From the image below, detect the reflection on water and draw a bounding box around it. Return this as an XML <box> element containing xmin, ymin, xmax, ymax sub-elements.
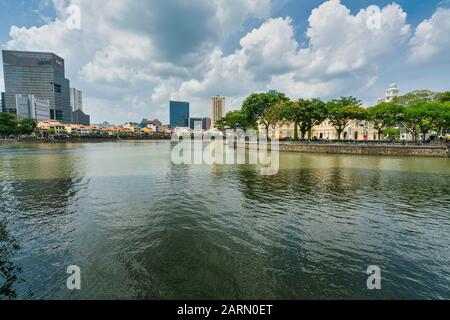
<box><xmin>0</xmin><ymin>220</ymin><xmax>22</xmax><ymax>299</ymax></box>
<box><xmin>0</xmin><ymin>141</ymin><xmax>449</xmax><ymax>300</ymax></box>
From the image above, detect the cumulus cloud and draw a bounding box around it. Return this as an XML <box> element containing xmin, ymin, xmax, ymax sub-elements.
<box><xmin>274</xmin><ymin>0</ymin><xmax>410</xmax><ymax>98</ymax></box>
<box><xmin>5</xmin><ymin>0</ymin><xmax>271</xmax><ymax>122</ymax></box>
<box><xmin>408</xmin><ymin>8</ymin><xmax>450</xmax><ymax>63</ymax></box>
<box><xmin>3</xmin><ymin>0</ymin><xmax>449</xmax><ymax>123</ymax></box>
<box><xmin>173</xmin><ymin>0</ymin><xmax>411</xmax><ymax>106</ymax></box>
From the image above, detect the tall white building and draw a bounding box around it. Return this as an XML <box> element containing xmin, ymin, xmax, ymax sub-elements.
<box><xmin>70</xmin><ymin>88</ymin><xmax>83</xmax><ymax>112</ymax></box>
<box><xmin>378</xmin><ymin>84</ymin><xmax>400</xmax><ymax>103</ymax></box>
<box><xmin>15</xmin><ymin>94</ymin><xmax>50</xmax><ymax>121</ymax></box>
<box><xmin>211</xmin><ymin>96</ymin><xmax>225</xmax><ymax>127</ymax></box>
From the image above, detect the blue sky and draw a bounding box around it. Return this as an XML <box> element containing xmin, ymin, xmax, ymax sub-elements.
<box><xmin>1</xmin><ymin>0</ymin><xmax>450</xmax><ymax>124</ymax></box>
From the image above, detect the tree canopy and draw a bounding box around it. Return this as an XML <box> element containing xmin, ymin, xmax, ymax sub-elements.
<box><xmin>241</xmin><ymin>91</ymin><xmax>289</xmax><ymax>126</ymax></box>
<box><xmin>215</xmin><ymin>110</ymin><xmax>251</xmax><ymax>131</ymax></box>
<box><xmin>326</xmin><ymin>96</ymin><xmax>366</xmax><ymax>140</ymax></box>
<box><xmin>216</xmin><ymin>89</ymin><xmax>450</xmax><ymax>142</ymax></box>
<box><xmin>0</xmin><ymin>113</ymin><xmax>18</xmax><ymax>137</ymax></box>
<box><xmin>18</xmin><ymin>118</ymin><xmax>38</xmax><ymax>135</ymax></box>
<box><xmin>368</xmin><ymin>102</ymin><xmax>404</xmax><ymax>140</ymax></box>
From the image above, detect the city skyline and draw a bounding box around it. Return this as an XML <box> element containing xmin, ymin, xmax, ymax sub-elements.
<box><xmin>0</xmin><ymin>1</ymin><xmax>449</xmax><ymax>124</ymax></box>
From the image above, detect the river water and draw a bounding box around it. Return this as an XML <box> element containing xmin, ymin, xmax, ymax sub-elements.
<box><xmin>0</xmin><ymin>141</ymin><xmax>449</xmax><ymax>299</ymax></box>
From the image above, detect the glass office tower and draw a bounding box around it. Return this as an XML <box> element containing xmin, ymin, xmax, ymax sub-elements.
<box><xmin>1</xmin><ymin>92</ymin><xmax>5</xmax><ymax>112</ymax></box>
<box><xmin>2</xmin><ymin>50</ymin><xmax>72</xmax><ymax>123</ymax></box>
<box><xmin>170</xmin><ymin>101</ymin><xmax>190</xmax><ymax>128</ymax></box>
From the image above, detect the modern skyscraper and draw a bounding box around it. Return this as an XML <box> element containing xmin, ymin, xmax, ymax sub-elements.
<box><xmin>70</xmin><ymin>88</ymin><xmax>83</xmax><ymax>112</ymax></box>
<box><xmin>1</xmin><ymin>92</ymin><xmax>5</xmax><ymax>112</ymax></box>
<box><xmin>72</xmin><ymin>109</ymin><xmax>90</xmax><ymax>126</ymax></box>
<box><xmin>189</xmin><ymin>117</ymin><xmax>203</xmax><ymax>130</ymax></box>
<box><xmin>2</xmin><ymin>50</ymin><xmax>72</xmax><ymax>123</ymax></box>
<box><xmin>189</xmin><ymin>117</ymin><xmax>212</xmax><ymax>130</ymax></box>
<box><xmin>211</xmin><ymin>96</ymin><xmax>225</xmax><ymax>127</ymax></box>
<box><xmin>15</xmin><ymin>94</ymin><xmax>50</xmax><ymax>121</ymax></box>
<box><xmin>170</xmin><ymin>101</ymin><xmax>190</xmax><ymax>128</ymax></box>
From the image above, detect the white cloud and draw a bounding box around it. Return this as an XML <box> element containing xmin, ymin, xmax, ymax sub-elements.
<box><xmin>408</xmin><ymin>8</ymin><xmax>450</xmax><ymax>63</ymax></box>
<box><xmin>2</xmin><ymin>0</ymin><xmax>449</xmax><ymax>123</ymax></box>
<box><xmin>5</xmin><ymin>0</ymin><xmax>271</xmax><ymax>122</ymax></box>
<box><xmin>171</xmin><ymin>0</ymin><xmax>411</xmax><ymax>108</ymax></box>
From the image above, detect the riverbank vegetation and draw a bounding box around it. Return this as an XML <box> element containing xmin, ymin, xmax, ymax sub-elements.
<box><xmin>0</xmin><ymin>113</ymin><xmax>38</xmax><ymax>137</ymax></box>
<box><xmin>216</xmin><ymin>89</ymin><xmax>450</xmax><ymax>142</ymax></box>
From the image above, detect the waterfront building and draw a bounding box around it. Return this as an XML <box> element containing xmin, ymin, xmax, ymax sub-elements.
<box><xmin>272</xmin><ymin>106</ymin><xmax>381</xmax><ymax>141</ymax></box>
<box><xmin>2</xmin><ymin>50</ymin><xmax>72</xmax><ymax>123</ymax></box>
<box><xmin>378</xmin><ymin>84</ymin><xmax>400</xmax><ymax>103</ymax></box>
<box><xmin>211</xmin><ymin>96</ymin><xmax>225</xmax><ymax>128</ymax></box>
<box><xmin>123</xmin><ymin>122</ymin><xmax>141</xmax><ymax>134</ymax></box>
<box><xmin>139</xmin><ymin>118</ymin><xmax>149</xmax><ymax>128</ymax></box>
<box><xmin>70</xmin><ymin>88</ymin><xmax>83</xmax><ymax>112</ymax></box>
<box><xmin>170</xmin><ymin>101</ymin><xmax>190</xmax><ymax>128</ymax></box>
<box><xmin>312</xmin><ymin>117</ymin><xmax>380</xmax><ymax>141</ymax></box>
<box><xmin>15</xmin><ymin>94</ymin><xmax>50</xmax><ymax>121</ymax></box>
<box><xmin>72</xmin><ymin>109</ymin><xmax>90</xmax><ymax>126</ymax></box>
<box><xmin>160</xmin><ymin>124</ymin><xmax>172</xmax><ymax>133</ymax></box>
<box><xmin>65</xmin><ymin>124</ymin><xmax>91</xmax><ymax>136</ymax></box>
<box><xmin>141</xmin><ymin>127</ymin><xmax>151</xmax><ymax>135</ymax></box>
<box><xmin>37</xmin><ymin>120</ymin><xmax>67</xmax><ymax>135</ymax></box>
<box><xmin>147</xmin><ymin>119</ymin><xmax>162</xmax><ymax>132</ymax></box>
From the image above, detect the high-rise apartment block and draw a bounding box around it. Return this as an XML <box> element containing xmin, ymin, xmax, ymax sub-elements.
<box><xmin>70</xmin><ymin>88</ymin><xmax>83</xmax><ymax>112</ymax></box>
<box><xmin>211</xmin><ymin>96</ymin><xmax>225</xmax><ymax>127</ymax></box>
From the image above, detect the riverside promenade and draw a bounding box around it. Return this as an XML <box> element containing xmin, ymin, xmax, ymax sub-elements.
<box><xmin>242</xmin><ymin>140</ymin><xmax>450</xmax><ymax>158</ymax></box>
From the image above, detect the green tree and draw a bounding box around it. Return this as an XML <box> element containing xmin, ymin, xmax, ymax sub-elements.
<box><xmin>436</xmin><ymin>102</ymin><xmax>450</xmax><ymax>136</ymax></box>
<box><xmin>260</xmin><ymin>101</ymin><xmax>286</xmax><ymax>137</ymax></box>
<box><xmin>0</xmin><ymin>113</ymin><xmax>18</xmax><ymax>137</ymax></box>
<box><xmin>326</xmin><ymin>96</ymin><xmax>366</xmax><ymax>140</ymax></box>
<box><xmin>395</xmin><ymin>91</ymin><xmax>444</xmax><ymax>141</ymax></box>
<box><xmin>215</xmin><ymin>110</ymin><xmax>251</xmax><ymax>131</ymax></box>
<box><xmin>416</xmin><ymin>101</ymin><xmax>442</xmax><ymax>141</ymax></box>
<box><xmin>241</xmin><ymin>91</ymin><xmax>289</xmax><ymax>126</ymax></box>
<box><xmin>279</xmin><ymin>100</ymin><xmax>301</xmax><ymax>140</ymax></box>
<box><xmin>437</xmin><ymin>91</ymin><xmax>450</xmax><ymax>103</ymax></box>
<box><xmin>384</xmin><ymin>128</ymin><xmax>401</xmax><ymax>141</ymax></box>
<box><xmin>279</xmin><ymin>98</ymin><xmax>327</xmax><ymax>140</ymax></box>
<box><xmin>47</xmin><ymin>128</ymin><xmax>56</xmax><ymax>136</ymax></box>
<box><xmin>368</xmin><ymin>102</ymin><xmax>403</xmax><ymax>140</ymax></box>
<box><xmin>394</xmin><ymin>89</ymin><xmax>438</xmax><ymax>105</ymax></box>
<box><xmin>299</xmin><ymin>98</ymin><xmax>327</xmax><ymax>140</ymax></box>
<box><xmin>18</xmin><ymin>118</ymin><xmax>38</xmax><ymax>136</ymax></box>
<box><xmin>398</xmin><ymin>101</ymin><xmax>440</xmax><ymax>142</ymax></box>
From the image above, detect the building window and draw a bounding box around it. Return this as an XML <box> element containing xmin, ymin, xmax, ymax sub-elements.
<box><xmin>55</xmin><ymin>110</ymin><xmax>63</xmax><ymax>121</ymax></box>
<box><xmin>54</xmin><ymin>83</ymin><xmax>62</xmax><ymax>93</ymax></box>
